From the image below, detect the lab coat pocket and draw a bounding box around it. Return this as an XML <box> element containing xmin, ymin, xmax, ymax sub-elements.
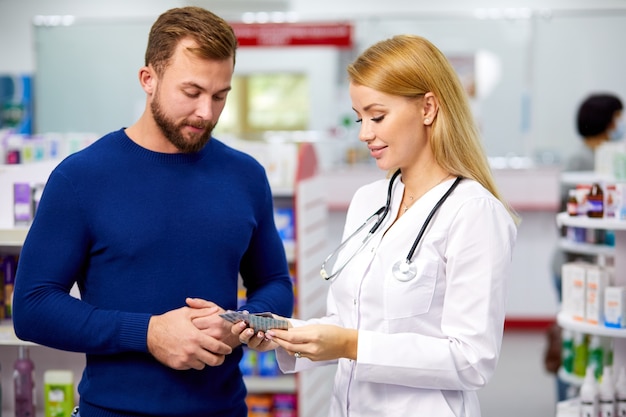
<box><xmin>384</xmin><ymin>259</ymin><xmax>439</xmax><ymax>318</ymax></box>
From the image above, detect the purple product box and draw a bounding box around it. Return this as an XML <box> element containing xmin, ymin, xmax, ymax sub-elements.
<box><xmin>3</xmin><ymin>255</ymin><xmax>17</xmax><ymax>318</ymax></box>
<box><xmin>13</xmin><ymin>182</ymin><xmax>33</xmax><ymax>225</ymax></box>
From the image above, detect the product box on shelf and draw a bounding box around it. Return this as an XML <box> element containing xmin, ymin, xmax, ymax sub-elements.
<box><xmin>239</xmin><ymin>347</ymin><xmax>281</xmax><ymax>378</ymax></box>
<box><xmin>605</xmin><ymin>286</ymin><xmax>626</xmax><ymax>328</ymax></box>
<box><xmin>562</xmin><ymin>262</ymin><xmax>588</xmax><ymax>321</ymax></box>
<box><xmin>586</xmin><ymin>265</ymin><xmax>609</xmax><ymax>325</ymax></box>
<box><xmin>2</xmin><ymin>254</ymin><xmax>17</xmax><ymax>318</ymax></box>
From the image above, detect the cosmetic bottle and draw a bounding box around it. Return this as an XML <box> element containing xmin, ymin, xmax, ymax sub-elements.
<box><xmin>44</xmin><ymin>370</ymin><xmax>74</xmax><ymax>417</ymax></box>
<box><xmin>580</xmin><ymin>365</ymin><xmax>599</xmax><ymax>417</ymax></box>
<box><xmin>14</xmin><ymin>346</ymin><xmax>35</xmax><ymax>417</ymax></box>
<box><xmin>589</xmin><ymin>335</ymin><xmax>605</xmax><ymax>380</ymax></box>
<box><xmin>561</xmin><ymin>328</ymin><xmax>574</xmax><ymax>374</ymax></box>
<box><xmin>573</xmin><ymin>331</ymin><xmax>589</xmax><ymax>377</ymax></box>
<box><xmin>615</xmin><ymin>367</ymin><xmax>626</xmax><ymax>416</ymax></box>
<box><xmin>599</xmin><ymin>365</ymin><xmax>616</xmax><ymax>417</ymax></box>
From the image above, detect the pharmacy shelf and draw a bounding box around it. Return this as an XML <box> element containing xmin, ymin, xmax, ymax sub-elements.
<box><xmin>560</xmin><ymin>171</ymin><xmax>615</xmax><ymax>186</ymax></box>
<box><xmin>558</xmin><ymin>238</ymin><xmax>615</xmax><ymax>257</ymax></box>
<box><xmin>0</xmin><ymin>227</ymin><xmax>29</xmax><ymax>247</ymax></box>
<box><xmin>556</xmin><ymin>212</ymin><xmax>626</xmax><ymax>231</ymax></box>
<box><xmin>244</xmin><ymin>375</ymin><xmax>296</xmax><ymax>393</ymax></box>
<box><xmin>555</xmin><ymin>174</ymin><xmax>626</xmax><ymax>417</ymax></box>
<box><xmin>557</xmin><ymin>312</ymin><xmax>626</xmax><ymax>338</ymax></box>
<box><xmin>0</xmin><ymin>319</ymin><xmax>36</xmax><ymax>346</ymax></box>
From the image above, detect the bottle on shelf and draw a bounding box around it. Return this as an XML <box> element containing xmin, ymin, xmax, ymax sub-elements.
<box><xmin>562</xmin><ymin>328</ymin><xmax>574</xmax><ymax>374</ymax></box>
<box><xmin>616</xmin><ymin>367</ymin><xmax>626</xmax><ymax>417</ymax></box>
<box><xmin>599</xmin><ymin>366</ymin><xmax>616</xmax><ymax>417</ymax></box>
<box><xmin>580</xmin><ymin>365</ymin><xmax>600</xmax><ymax>417</ymax></box>
<box><xmin>587</xmin><ymin>182</ymin><xmax>604</xmax><ymax>218</ymax></box>
<box><xmin>573</xmin><ymin>332</ymin><xmax>589</xmax><ymax>377</ymax></box>
<box><xmin>43</xmin><ymin>370</ymin><xmax>75</xmax><ymax>417</ymax></box>
<box><xmin>588</xmin><ymin>335</ymin><xmax>605</xmax><ymax>380</ymax></box>
<box><xmin>14</xmin><ymin>346</ymin><xmax>36</xmax><ymax>417</ymax></box>
<box><xmin>567</xmin><ymin>189</ymin><xmax>579</xmax><ymax>216</ymax></box>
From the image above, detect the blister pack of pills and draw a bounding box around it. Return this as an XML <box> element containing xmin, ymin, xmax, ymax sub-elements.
<box><xmin>219</xmin><ymin>310</ymin><xmax>289</xmax><ymax>332</ymax></box>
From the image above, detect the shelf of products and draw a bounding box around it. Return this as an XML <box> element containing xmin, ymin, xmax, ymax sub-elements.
<box><xmin>244</xmin><ymin>375</ymin><xmax>297</xmax><ymax>393</ymax></box>
<box><xmin>558</xmin><ymin>238</ymin><xmax>615</xmax><ymax>257</ymax></box>
<box><xmin>556</xmin><ymin>212</ymin><xmax>626</xmax><ymax>231</ymax></box>
<box><xmin>555</xmin><ymin>173</ymin><xmax>626</xmax><ymax>417</ymax></box>
<box><xmin>0</xmin><ymin>319</ymin><xmax>35</xmax><ymax>346</ymax></box>
<box><xmin>0</xmin><ymin>227</ymin><xmax>28</xmax><ymax>247</ymax></box>
<box><xmin>557</xmin><ymin>312</ymin><xmax>626</xmax><ymax>339</ymax></box>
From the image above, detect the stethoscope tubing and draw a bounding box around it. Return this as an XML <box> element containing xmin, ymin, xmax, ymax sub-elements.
<box><xmin>320</xmin><ymin>169</ymin><xmax>462</xmax><ymax>281</ymax></box>
<box><xmin>403</xmin><ymin>175</ymin><xmax>463</xmax><ymax>263</ymax></box>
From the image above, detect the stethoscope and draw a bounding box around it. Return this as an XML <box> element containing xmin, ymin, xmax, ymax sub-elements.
<box><xmin>320</xmin><ymin>169</ymin><xmax>462</xmax><ymax>282</ymax></box>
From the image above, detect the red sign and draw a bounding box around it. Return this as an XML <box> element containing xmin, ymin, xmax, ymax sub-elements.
<box><xmin>230</xmin><ymin>22</ymin><xmax>353</xmax><ymax>48</ymax></box>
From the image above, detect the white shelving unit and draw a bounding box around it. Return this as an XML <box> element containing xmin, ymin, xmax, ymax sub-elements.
<box><xmin>555</xmin><ymin>168</ymin><xmax>626</xmax><ymax>413</ymax></box>
<box><xmin>0</xmin><ymin>319</ymin><xmax>35</xmax><ymax>346</ymax></box>
<box><xmin>558</xmin><ymin>238</ymin><xmax>615</xmax><ymax>258</ymax></box>
<box><xmin>557</xmin><ymin>311</ymin><xmax>626</xmax><ymax>339</ymax></box>
<box><xmin>0</xmin><ymin>227</ymin><xmax>28</xmax><ymax>248</ymax></box>
<box><xmin>555</xmin><ymin>210</ymin><xmax>626</xmax><ymax>388</ymax></box>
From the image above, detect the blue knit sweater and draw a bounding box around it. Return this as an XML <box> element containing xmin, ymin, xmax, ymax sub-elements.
<box><xmin>13</xmin><ymin>129</ymin><xmax>294</xmax><ymax>417</ymax></box>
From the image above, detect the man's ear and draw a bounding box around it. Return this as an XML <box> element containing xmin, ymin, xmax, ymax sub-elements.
<box><xmin>422</xmin><ymin>92</ymin><xmax>439</xmax><ymax>126</ymax></box>
<box><xmin>138</xmin><ymin>65</ymin><xmax>157</xmax><ymax>95</ymax></box>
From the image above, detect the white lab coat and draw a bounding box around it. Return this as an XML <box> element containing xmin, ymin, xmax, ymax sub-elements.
<box><xmin>276</xmin><ymin>175</ymin><xmax>517</xmax><ymax>417</ymax></box>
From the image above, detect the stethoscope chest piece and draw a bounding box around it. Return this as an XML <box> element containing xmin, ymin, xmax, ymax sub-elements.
<box><xmin>319</xmin><ymin>171</ymin><xmax>462</xmax><ymax>283</ymax></box>
<box><xmin>392</xmin><ymin>260</ymin><xmax>417</xmax><ymax>282</ymax></box>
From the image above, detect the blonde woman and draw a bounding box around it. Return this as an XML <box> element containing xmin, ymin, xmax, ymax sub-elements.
<box><xmin>238</xmin><ymin>35</ymin><xmax>519</xmax><ymax>417</ymax></box>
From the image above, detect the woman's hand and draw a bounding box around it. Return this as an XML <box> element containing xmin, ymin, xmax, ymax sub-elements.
<box><xmin>266</xmin><ymin>324</ymin><xmax>358</xmax><ymax>361</ymax></box>
<box><xmin>231</xmin><ymin>313</ymin><xmax>292</xmax><ymax>352</ymax></box>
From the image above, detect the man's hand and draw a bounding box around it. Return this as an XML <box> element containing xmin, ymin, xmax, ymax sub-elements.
<box><xmin>186</xmin><ymin>298</ymin><xmax>241</xmax><ymax>348</ymax></box>
<box><xmin>187</xmin><ymin>298</ymin><xmax>283</xmax><ymax>352</ymax></box>
<box><xmin>147</xmin><ymin>304</ymin><xmax>232</xmax><ymax>370</ymax></box>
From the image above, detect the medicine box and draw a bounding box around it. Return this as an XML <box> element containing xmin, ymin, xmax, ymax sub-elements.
<box><xmin>561</xmin><ymin>262</ymin><xmax>587</xmax><ymax>321</ymax></box>
<box><xmin>13</xmin><ymin>182</ymin><xmax>33</xmax><ymax>225</ymax></box>
<box><xmin>605</xmin><ymin>286</ymin><xmax>626</xmax><ymax>328</ymax></box>
<box><xmin>585</xmin><ymin>265</ymin><xmax>608</xmax><ymax>325</ymax></box>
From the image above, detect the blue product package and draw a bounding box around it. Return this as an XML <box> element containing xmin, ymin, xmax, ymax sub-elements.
<box><xmin>239</xmin><ymin>347</ymin><xmax>257</xmax><ymax>376</ymax></box>
<box><xmin>274</xmin><ymin>207</ymin><xmax>295</xmax><ymax>242</ymax></box>
<box><xmin>257</xmin><ymin>350</ymin><xmax>279</xmax><ymax>377</ymax></box>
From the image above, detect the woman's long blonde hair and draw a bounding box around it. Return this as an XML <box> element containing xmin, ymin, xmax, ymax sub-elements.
<box><xmin>347</xmin><ymin>34</ymin><xmax>519</xmax><ymax>224</ymax></box>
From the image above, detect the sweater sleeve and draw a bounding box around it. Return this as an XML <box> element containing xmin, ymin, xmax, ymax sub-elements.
<box><xmin>237</xmin><ymin>176</ymin><xmax>294</xmax><ymax>319</ymax></box>
<box><xmin>12</xmin><ymin>168</ymin><xmax>151</xmax><ymax>353</ymax></box>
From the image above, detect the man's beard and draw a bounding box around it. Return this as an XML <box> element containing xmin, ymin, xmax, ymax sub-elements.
<box><xmin>151</xmin><ymin>93</ymin><xmax>215</xmax><ymax>153</ymax></box>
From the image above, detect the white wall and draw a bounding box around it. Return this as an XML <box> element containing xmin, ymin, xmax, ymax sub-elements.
<box><xmin>3</xmin><ymin>0</ymin><xmax>626</xmax><ymax>160</ymax></box>
<box><xmin>0</xmin><ymin>0</ymin><xmax>182</xmax><ymax>73</ymax></box>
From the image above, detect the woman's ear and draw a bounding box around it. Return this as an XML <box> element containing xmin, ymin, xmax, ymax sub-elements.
<box><xmin>422</xmin><ymin>92</ymin><xmax>439</xmax><ymax>126</ymax></box>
